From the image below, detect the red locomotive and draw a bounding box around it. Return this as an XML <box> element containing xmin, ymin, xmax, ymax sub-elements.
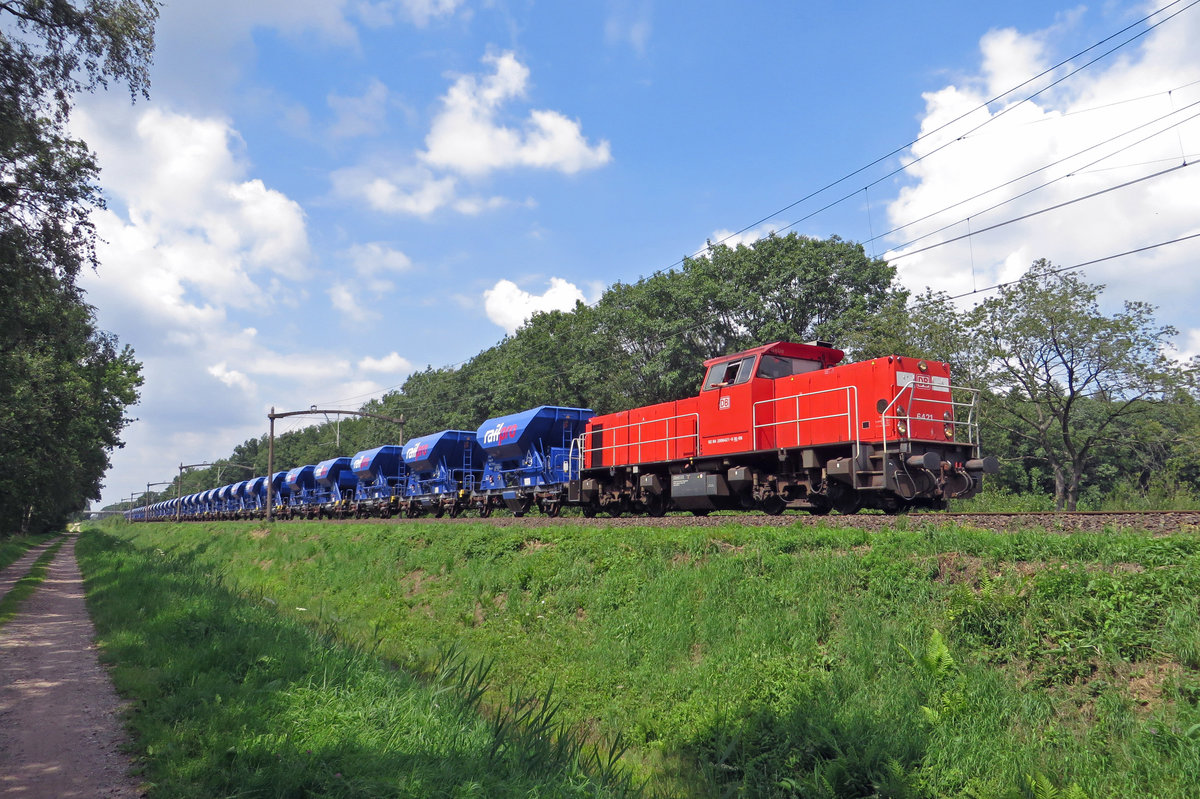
<box><xmin>570</xmin><ymin>341</ymin><xmax>998</xmax><ymax>515</ymax></box>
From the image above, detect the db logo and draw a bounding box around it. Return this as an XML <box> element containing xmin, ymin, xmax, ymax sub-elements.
<box><xmin>718</xmin><ymin>396</ymin><xmax>731</xmax><ymax>410</ymax></box>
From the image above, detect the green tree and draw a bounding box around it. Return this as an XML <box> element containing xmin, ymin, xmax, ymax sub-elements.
<box><xmin>695</xmin><ymin>233</ymin><xmax>901</xmax><ymax>348</ymax></box>
<box><xmin>128</xmin><ymin>233</ymin><xmax>913</xmax><ymax>495</ymax></box>
<box><xmin>968</xmin><ymin>259</ymin><xmax>1195</xmax><ymax>511</ymax></box>
<box><xmin>1</xmin><ymin>0</ymin><xmax>158</xmax><ymax>533</ymax></box>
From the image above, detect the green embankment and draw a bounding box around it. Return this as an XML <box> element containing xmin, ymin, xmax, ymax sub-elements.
<box><xmin>85</xmin><ymin>520</ymin><xmax>1200</xmax><ymax>798</ymax></box>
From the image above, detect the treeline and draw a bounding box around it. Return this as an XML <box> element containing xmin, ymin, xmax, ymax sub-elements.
<box><xmin>1</xmin><ymin>2</ymin><xmax>156</xmax><ymax>536</ymax></box>
<box><xmin>129</xmin><ymin>235</ymin><xmax>1200</xmax><ymax>514</ymax></box>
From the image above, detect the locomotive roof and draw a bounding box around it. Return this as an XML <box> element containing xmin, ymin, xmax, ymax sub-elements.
<box><xmin>702</xmin><ymin>341</ymin><xmax>844</xmax><ymax>369</ymax></box>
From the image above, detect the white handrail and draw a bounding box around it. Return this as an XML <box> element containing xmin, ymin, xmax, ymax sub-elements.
<box><xmin>752</xmin><ymin>385</ymin><xmax>861</xmax><ymax>487</ymax></box>
<box><xmin>574</xmin><ymin>412</ymin><xmax>702</xmax><ymax>468</ymax></box>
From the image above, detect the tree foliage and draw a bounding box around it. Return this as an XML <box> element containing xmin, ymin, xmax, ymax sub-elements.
<box><xmin>125</xmin><ymin>246</ymin><xmax>1200</xmax><ymax>514</ymax></box>
<box><xmin>1</xmin><ymin>0</ymin><xmax>157</xmax><ymax>534</ymax></box>
<box><xmin>969</xmin><ymin>260</ymin><xmax>1195</xmax><ymax>510</ymax></box>
<box><xmin>136</xmin><ymin>234</ymin><xmax>901</xmax><ymax>502</ymax></box>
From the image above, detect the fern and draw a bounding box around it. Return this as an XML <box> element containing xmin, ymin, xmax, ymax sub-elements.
<box><xmin>923</xmin><ymin>628</ymin><xmax>957</xmax><ymax>679</ymax></box>
<box><xmin>1017</xmin><ymin>772</ymin><xmax>1090</xmax><ymax>799</ymax></box>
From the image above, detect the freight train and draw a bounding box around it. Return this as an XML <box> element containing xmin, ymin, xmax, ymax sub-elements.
<box><xmin>126</xmin><ymin>341</ymin><xmax>998</xmax><ymax>522</ymax></box>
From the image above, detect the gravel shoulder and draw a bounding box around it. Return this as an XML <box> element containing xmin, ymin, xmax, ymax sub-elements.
<box><xmin>0</xmin><ymin>535</ymin><xmax>141</xmax><ymax>799</ymax></box>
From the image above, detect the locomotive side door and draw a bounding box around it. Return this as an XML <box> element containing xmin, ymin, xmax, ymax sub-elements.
<box><xmin>697</xmin><ymin>355</ymin><xmax>758</xmax><ymax>456</ymax></box>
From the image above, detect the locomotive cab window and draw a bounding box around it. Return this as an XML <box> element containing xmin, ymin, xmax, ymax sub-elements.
<box><xmin>703</xmin><ymin>356</ymin><xmax>755</xmax><ymax>390</ymax></box>
<box><xmin>756</xmin><ymin>355</ymin><xmax>822</xmax><ymax>379</ymax></box>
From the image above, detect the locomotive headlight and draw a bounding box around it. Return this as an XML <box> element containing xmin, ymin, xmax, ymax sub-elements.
<box><xmin>944</xmin><ymin>423</ymin><xmax>954</xmax><ymax>439</ymax></box>
<box><xmin>896</xmin><ymin>421</ymin><xmax>908</xmax><ymax>435</ymax></box>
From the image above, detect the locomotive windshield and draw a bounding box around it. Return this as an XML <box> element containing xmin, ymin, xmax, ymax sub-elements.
<box><xmin>756</xmin><ymin>355</ymin><xmax>822</xmax><ymax>379</ymax></box>
<box><xmin>702</xmin><ymin>356</ymin><xmax>755</xmax><ymax>390</ymax></box>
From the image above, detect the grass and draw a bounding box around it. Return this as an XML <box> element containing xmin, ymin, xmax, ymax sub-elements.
<box><xmin>77</xmin><ymin>527</ymin><xmax>642</xmax><ymax>799</ymax></box>
<box><xmin>0</xmin><ymin>536</ymin><xmax>66</xmax><ymax>629</ymax></box>
<box><xmin>956</xmin><ymin>482</ymin><xmax>1200</xmax><ymax>513</ymax></box>
<box><xmin>0</xmin><ymin>532</ymin><xmax>56</xmax><ymax>574</ymax></box>
<box><xmin>93</xmin><ymin>517</ymin><xmax>1200</xmax><ymax>798</ymax></box>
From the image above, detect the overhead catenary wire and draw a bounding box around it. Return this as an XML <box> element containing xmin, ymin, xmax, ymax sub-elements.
<box><xmin>681</xmin><ymin>0</ymin><xmax>1200</xmax><ymax>265</ymax></box>
<box><xmin>314</xmin><ymin>228</ymin><xmax>1200</xmax><ymax>425</ymax></box>
<box><xmin>890</xmin><ymin>161</ymin><xmax>1194</xmax><ymax>262</ymax></box>
<box><xmin>311</xmin><ymin>2</ymin><xmax>1200</xmax><ymax>415</ymax></box>
<box><xmin>870</xmin><ymin>95</ymin><xmax>1200</xmax><ymax>251</ymax></box>
<box><xmin>940</xmin><ymin>231</ymin><xmax>1200</xmax><ymax>303</ymax></box>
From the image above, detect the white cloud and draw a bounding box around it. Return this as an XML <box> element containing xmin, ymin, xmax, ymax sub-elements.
<box><xmin>605</xmin><ymin>5</ymin><xmax>653</xmax><ymax>55</ymax></box>
<box><xmin>326</xmin><ymin>242</ymin><xmax>415</xmax><ymax>319</ymax></box>
<box><xmin>421</xmin><ymin>51</ymin><xmax>612</xmax><ymax>176</ymax></box>
<box><xmin>332</xmin><ymin>51</ymin><xmax>609</xmax><ymax>218</ymax></box>
<box><xmin>358</xmin><ymin>352</ymin><xmax>415</xmax><ymax>373</ymax></box>
<box><xmin>329</xmin><ymin>284</ymin><xmax>371</xmax><ymax>318</ymax></box>
<box><xmin>72</xmin><ymin>106</ymin><xmax>341</xmax><ymax>509</ymax></box>
<box><xmin>483</xmin><ymin>277</ymin><xmax>587</xmax><ymax>334</ymax></box>
<box><xmin>979</xmin><ymin>27</ymin><xmax>1050</xmax><ymax>99</ymax></box>
<box><xmin>355</xmin><ymin>0</ymin><xmax>466</xmax><ymax>28</ymax></box>
<box><xmin>328</xmin><ymin>78</ymin><xmax>390</xmax><ymax>139</ymax></box>
<box><xmin>208</xmin><ymin>362</ymin><xmax>255</xmax><ymax>392</ymax></box>
<box><xmin>1178</xmin><ymin>329</ymin><xmax>1200</xmax><ymax>363</ymax></box>
<box><xmin>77</xmin><ymin>108</ymin><xmax>311</xmax><ymax>298</ymax></box>
<box><xmin>345</xmin><ymin>242</ymin><xmax>413</xmax><ymax>279</ymax></box>
<box><xmin>332</xmin><ymin>164</ymin><xmax>460</xmax><ymax>217</ymax></box>
<box><xmin>883</xmin><ymin>4</ymin><xmax>1200</xmax><ymax>331</ymax></box>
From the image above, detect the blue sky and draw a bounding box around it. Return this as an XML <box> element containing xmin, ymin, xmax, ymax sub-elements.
<box><xmin>75</xmin><ymin>0</ymin><xmax>1200</xmax><ymax>507</ymax></box>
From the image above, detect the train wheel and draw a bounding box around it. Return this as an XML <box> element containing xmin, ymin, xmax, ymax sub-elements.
<box><xmin>690</xmin><ymin>509</ymin><xmax>710</xmax><ymax>517</ymax></box>
<box><xmin>546</xmin><ymin>502</ymin><xmax>562</xmax><ymax>518</ymax></box>
<box><xmin>644</xmin><ymin>494</ymin><xmax>667</xmax><ymax>517</ymax></box>
<box><xmin>480</xmin><ymin>500</ymin><xmax>493</xmax><ymax>518</ymax></box>
<box><xmin>760</xmin><ymin>495</ymin><xmax>787</xmax><ymax>516</ymax></box>
<box><xmin>581</xmin><ymin>502</ymin><xmax>598</xmax><ymax>518</ymax></box>
<box><xmin>829</xmin><ymin>485</ymin><xmax>861</xmax><ymax>515</ymax></box>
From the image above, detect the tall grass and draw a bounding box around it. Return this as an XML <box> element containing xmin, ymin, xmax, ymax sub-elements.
<box><xmin>957</xmin><ymin>482</ymin><xmax>1200</xmax><ymax>513</ymax></box>
<box><xmin>77</xmin><ymin>529</ymin><xmax>642</xmax><ymax>798</ymax></box>
<box><xmin>101</xmin><ymin>519</ymin><xmax>1200</xmax><ymax>798</ymax></box>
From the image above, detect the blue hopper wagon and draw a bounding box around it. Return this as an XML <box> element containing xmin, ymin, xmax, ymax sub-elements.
<box><xmin>247</xmin><ymin>476</ymin><xmax>267</xmax><ymax>518</ymax></box>
<box><xmin>351</xmin><ymin>445</ymin><xmax>405</xmax><ymax>517</ymax></box>
<box><xmin>268</xmin><ymin>470</ymin><xmax>291</xmax><ymax>514</ymax></box>
<box><xmin>313</xmin><ymin>457</ymin><xmax>358</xmax><ymax>517</ymax></box>
<box><xmin>216</xmin><ymin>484</ymin><xmax>235</xmax><ymax>519</ymax></box>
<box><xmin>402</xmin><ymin>430</ymin><xmax>483</xmax><ymax>517</ymax></box>
<box><xmin>200</xmin><ymin>488</ymin><xmax>217</xmax><ymax>518</ymax></box>
<box><xmin>285</xmin><ymin>465</ymin><xmax>318</xmax><ymax>519</ymax></box>
<box><xmin>476</xmin><ymin>405</ymin><xmax>595</xmax><ymax>516</ymax></box>
<box><xmin>231</xmin><ymin>480</ymin><xmax>251</xmax><ymax>518</ymax></box>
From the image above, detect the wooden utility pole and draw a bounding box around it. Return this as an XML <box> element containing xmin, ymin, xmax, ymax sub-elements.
<box><xmin>265</xmin><ymin>408</ymin><xmax>405</xmax><ymax>522</ymax></box>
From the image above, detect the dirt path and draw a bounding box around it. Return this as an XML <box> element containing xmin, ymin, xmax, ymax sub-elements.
<box><xmin>0</xmin><ymin>535</ymin><xmax>142</xmax><ymax>798</ymax></box>
<box><xmin>0</xmin><ymin>537</ymin><xmax>61</xmax><ymax>602</ymax></box>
